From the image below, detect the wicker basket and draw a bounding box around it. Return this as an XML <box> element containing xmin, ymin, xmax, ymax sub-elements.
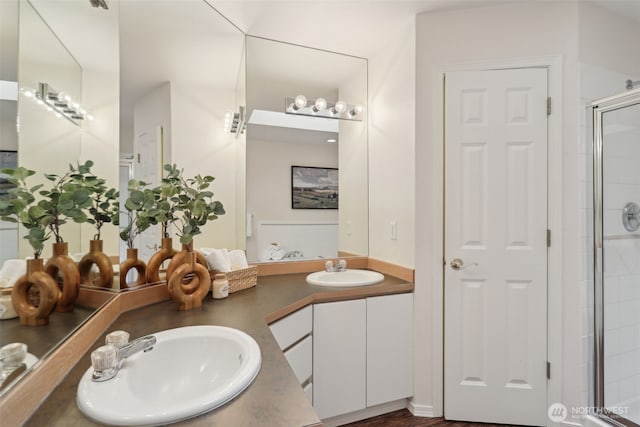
<box><xmin>211</xmin><ymin>265</ymin><xmax>258</xmax><ymax>294</ymax></box>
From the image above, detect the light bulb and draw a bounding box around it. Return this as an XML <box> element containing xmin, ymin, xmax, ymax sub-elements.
<box><xmin>22</xmin><ymin>89</ymin><xmax>34</xmax><ymax>98</ymax></box>
<box><xmin>86</xmin><ymin>114</ymin><xmax>95</xmax><ymax>121</ymax></box>
<box><xmin>313</xmin><ymin>98</ymin><xmax>327</xmax><ymax>112</ymax></box>
<box><xmin>293</xmin><ymin>95</ymin><xmax>307</xmax><ymax>110</ymax></box>
<box><xmin>350</xmin><ymin>104</ymin><xmax>363</xmax><ymax>116</ymax></box>
<box><xmin>333</xmin><ymin>100</ymin><xmax>347</xmax><ymax>114</ymax></box>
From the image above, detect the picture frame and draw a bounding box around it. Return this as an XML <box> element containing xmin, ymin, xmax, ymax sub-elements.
<box><xmin>0</xmin><ymin>150</ymin><xmax>18</xmax><ymax>196</ymax></box>
<box><xmin>291</xmin><ymin>165</ymin><xmax>338</xmax><ymax>209</ymax></box>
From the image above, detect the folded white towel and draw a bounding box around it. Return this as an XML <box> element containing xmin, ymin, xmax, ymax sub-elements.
<box><xmin>205</xmin><ymin>249</ymin><xmax>231</xmax><ymax>272</ymax></box>
<box><xmin>229</xmin><ymin>249</ymin><xmax>249</xmax><ymax>270</ymax></box>
<box><xmin>0</xmin><ymin>259</ymin><xmax>27</xmax><ymax>288</ymax></box>
<box><xmin>198</xmin><ymin>247</ymin><xmax>215</xmax><ymax>256</ymax></box>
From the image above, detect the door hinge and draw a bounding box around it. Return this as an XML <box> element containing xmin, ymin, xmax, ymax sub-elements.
<box><xmin>137</xmin><ymin>153</ymin><xmax>141</xmax><ymax>163</ymax></box>
<box><xmin>547</xmin><ymin>229</ymin><xmax>551</xmax><ymax>247</ymax></box>
<box><xmin>547</xmin><ymin>97</ymin><xmax>552</xmax><ymax>116</ymax></box>
<box><xmin>547</xmin><ymin>361</ymin><xmax>551</xmax><ymax>379</ymax></box>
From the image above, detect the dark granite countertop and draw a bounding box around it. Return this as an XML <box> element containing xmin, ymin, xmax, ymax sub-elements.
<box><xmin>25</xmin><ymin>272</ymin><xmax>413</xmax><ymax>427</ymax></box>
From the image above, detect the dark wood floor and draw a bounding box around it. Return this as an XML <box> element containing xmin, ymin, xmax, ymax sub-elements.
<box><xmin>342</xmin><ymin>410</ymin><xmax>520</xmax><ymax>427</ymax></box>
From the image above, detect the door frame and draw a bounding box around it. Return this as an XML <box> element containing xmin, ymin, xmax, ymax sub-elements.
<box><xmin>429</xmin><ymin>56</ymin><xmax>563</xmax><ymax>423</ymax></box>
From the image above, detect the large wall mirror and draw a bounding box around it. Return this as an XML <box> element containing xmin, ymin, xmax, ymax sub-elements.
<box><xmin>245</xmin><ymin>36</ymin><xmax>368</xmax><ymax>263</ymax></box>
<box><xmin>0</xmin><ymin>0</ymin><xmax>244</xmax><ymax>395</ymax></box>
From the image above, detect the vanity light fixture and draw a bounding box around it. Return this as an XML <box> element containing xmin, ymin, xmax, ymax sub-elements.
<box><xmin>285</xmin><ymin>95</ymin><xmax>363</xmax><ymax>121</ymax></box>
<box><xmin>224</xmin><ymin>106</ymin><xmax>246</xmax><ymax>136</ymax></box>
<box><xmin>24</xmin><ymin>83</ymin><xmax>94</xmax><ymax>125</ymax></box>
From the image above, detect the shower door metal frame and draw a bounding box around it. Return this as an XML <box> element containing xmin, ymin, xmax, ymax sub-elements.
<box><xmin>591</xmin><ymin>87</ymin><xmax>640</xmax><ymax>427</ymax></box>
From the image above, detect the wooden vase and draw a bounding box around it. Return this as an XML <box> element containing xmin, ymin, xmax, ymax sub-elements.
<box><xmin>165</xmin><ymin>242</ymin><xmax>208</xmax><ymax>294</ymax></box>
<box><xmin>146</xmin><ymin>237</ymin><xmax>178</xmax><ymax>284</ymax></box>
<box><xmin>78</xmin><ymin>240</ymin><xmax>114</xmax><ymax>288</ymax></box>
<box><xmin>44</xmin><ymin>242</ymin><xmax>80</xmax><ymax>313</ymax></box>
<box><xmin>119</xmin><ymin>248</ymin><xmax>147</xmax><ymax>289</ymax></box>
<box><xmin>12</xmin><ymin>258</ymin><xmax>60</xmax><ymax>326</ymax></box>
<box><xmin>168</xmin><ymin>252</ymin><xmax>211</xmax><ymax>311</ymax></box>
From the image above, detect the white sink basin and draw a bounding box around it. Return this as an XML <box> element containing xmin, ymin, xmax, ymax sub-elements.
<box><xmin>306</xmin><ymin>269</ymin><xmax>385</xmax><ymax>287</ymax></box>
<box><xmin>77</xmin><ymin>325</ymin><xmax>261</xmax><ymax>426</ymax></box>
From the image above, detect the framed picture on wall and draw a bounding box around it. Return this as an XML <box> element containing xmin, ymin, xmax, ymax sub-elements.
<box><xmin>291</xmin><ymin>165</ymin><xmax>338</xmax><ymax>209</ymax></box>
<box><xmin>0</xmin><ymin>150</ymin><xmax>18</xmax><ymax>196</ymax></box>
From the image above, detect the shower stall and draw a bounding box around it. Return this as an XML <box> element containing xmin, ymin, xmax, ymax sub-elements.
<box><xmin>591</xmin><ymin>85</ymin><xmax>640</xmax><ymax>427</ymax></box>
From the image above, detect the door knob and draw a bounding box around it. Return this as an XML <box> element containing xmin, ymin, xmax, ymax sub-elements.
<box><xmin>450</xmin><ymin>258</ymin><xmax>464</xmax><ymax>270</ymax></box>
<box><xmin>450</xmin><ymin>258</ymin><xmax>478</xmax><ymax>270</ymax></box>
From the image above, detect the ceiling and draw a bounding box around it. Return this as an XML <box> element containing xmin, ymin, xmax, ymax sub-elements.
<box><xmin>213</xmin><ymin>0</ymin><xmax>640</xmax><ymax>59</ymax></box>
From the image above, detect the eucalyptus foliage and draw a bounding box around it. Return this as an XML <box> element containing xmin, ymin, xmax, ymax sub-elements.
<box><xmin>161</xmin><ymin>164</ymin><xmax>225</xmax><ymax>248</ymax></box>
<box><xmin>120</xmin><ymin>179</ymin><xmax>158</xmax><ymax>249</ymax></box>
<box><xmin>73</xmin><ymin>160</ymin><xmax>119</xmax><ymax>240</ymax></box>
<box><xmin>0</xmin><ymin>167</ymin><xmax>49</xmax><ymax>257</ymax></box>
<box><xmin>38</xmin><ymin>161</ymin><xmax>94</xmax><ymax>243</ymax></box>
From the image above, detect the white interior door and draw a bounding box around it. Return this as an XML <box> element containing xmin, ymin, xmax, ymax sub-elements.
<box><xmin>133</xmin><ymin>126</ymin><xmax>162</xmax><ymax>262</ymax></box>
<box><xmin>444</xmin><ymin>68</ymin><xmax>548</xmax><ymax>426</ymax></box>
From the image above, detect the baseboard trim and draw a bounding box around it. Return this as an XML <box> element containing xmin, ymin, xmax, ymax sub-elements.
<box><xmin>321</xmin><ymin>399</ymin><xmax>409</xmax><ymax>427</ymax></box>
<box><xmin>408</xmin><ymin>401</ymin><xmax>435</xmax><ymax>417</ymax></box>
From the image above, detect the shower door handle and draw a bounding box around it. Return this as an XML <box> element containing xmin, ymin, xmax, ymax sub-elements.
<box><xmin>450</xmin><ymin>258</ymin><xmax>478</xmax><ymax>270</ymax></box>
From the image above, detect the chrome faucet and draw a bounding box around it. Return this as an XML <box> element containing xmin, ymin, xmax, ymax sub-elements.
<box><xmin>91</xmin><ymin>335</ymin><xmax>156</xmax><ymax>382</ymax></box>
<box><xmin>325</xmin><ymin>259</ymin><xmax>347</xmax><ymax>272</ymax></box>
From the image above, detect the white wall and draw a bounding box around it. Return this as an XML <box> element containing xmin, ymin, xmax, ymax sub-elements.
<box><xmin>79</xmin><ymin>68</ymin><xmax>119</xmax><ymax>255</ymax></box>
<box><xmin>416</xmin><ymin>0</ymin><xmax>582</xmax><ymax>419</ymax></box>
<box><xmin>367</xmin><ymin>16</ymin><xmax>416</xmax><ymax>267</ymax></box>
<box><xmin>169</xmin><ymin>82</ymin><xmax>239</xmax><ymax>251</ymax></box>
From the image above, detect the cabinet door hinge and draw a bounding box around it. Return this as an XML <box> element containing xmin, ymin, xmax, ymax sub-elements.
<box><xmin>547</xmin><ymin>361</ymin><xmax>551</xmax><ymax>379</ymax></box>
<box><xmin>547</xmin><ymin>229</ymin><xmax>551</xmax><ymax>247</ymax></box>
<box><xmin>137</xmin><ymin>153</ymin><xmax>141</xmax><ymax>163</ymax></box>
<box><xmin>547</xmin><ymin>97</ymin><xmax>552</xmax><ymax>116</ymax></box>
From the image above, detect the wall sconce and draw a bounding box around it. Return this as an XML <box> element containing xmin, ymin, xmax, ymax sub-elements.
<box><xmin>285</xmin><ymin>95</ymin><xmax>363</xmax><ymax>121</ymax></box>
<box><xmin>224</xmin><ymin>106</ymin><xmax>246</xmax><ymax>135</ymax></box>
<box><xmin>21</xmin><ymin>83</ymin><xmax>93</xmax><ymax>125</ymax></box>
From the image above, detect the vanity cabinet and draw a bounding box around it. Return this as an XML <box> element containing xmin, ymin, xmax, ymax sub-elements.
<box><xmin>269</xmin><ymin>292</ymin><xmax>413</xmax><ymax>421</ymax></box>
<box><xmin>313</xmin><ymin>293</ymin><xmax>414</xmax><ymax>420</ymax></box>
<box><xmin>313</xmin><ymin>299</ymin><xmax>367</xmax><ymax>419</ymax></box>
<box><xmin>269</xmin><ymin>305</ymin><xmax>313</xmax><ymax>400</ymax></box>
<box><xmin>366</xmin><ymin>293</ymin><xmax>414</xmax><ymax>406</ymax></box>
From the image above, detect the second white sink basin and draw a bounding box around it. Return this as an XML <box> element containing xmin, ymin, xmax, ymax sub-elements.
<box><xmin>77</xmin><ymin>325</ymin><xmax>261</xmax><ymax>426</ymax></box>
<box><xmin>306</xmin><ymin>269</ymin><xmax>384</xmax><ymax>287</ymax></box>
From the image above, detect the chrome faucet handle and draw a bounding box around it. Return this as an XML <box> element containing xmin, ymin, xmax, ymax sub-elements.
<box><xmin>91</xmin><ymin>345</ymin><xmax>118</xmax><ymax>382</ymax></box>
<box><xmin>325</xmin><ymin>260</ymin><xmax>334</xmax><ymax>272</ymax></box>
<box><xmin>105</xmin><ymin>330</ymin><xmax>130</xmax><ymax>348</ymax></box>
<box><xmin>336</xmin><ymin>259</ymin><xmax>347</xmax><ymax>271</ymax></box>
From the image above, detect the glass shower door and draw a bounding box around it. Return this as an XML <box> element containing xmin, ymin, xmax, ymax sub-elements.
<box><xmin>595</xmin><ymin>93</ymin><xmax>640</xmax><ymax>427</ymax></box>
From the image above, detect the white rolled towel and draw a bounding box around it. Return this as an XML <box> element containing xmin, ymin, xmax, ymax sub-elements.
<box><xmin>0</xmin><ymin>259</ymin><xmax>27</xmax><ymax>288</ymax></box>
<box><xmin>229</xmin><ymin>249</ymin><xmax>249</xmax><ymax>270</ymax></box>
<box><xmin>205</xmin><ymin>248</ymin><xmax>231</xmax><ymax>272</ymax></box>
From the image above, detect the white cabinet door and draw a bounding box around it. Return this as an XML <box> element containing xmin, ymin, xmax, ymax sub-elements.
<box><xmin>284</xmin><ymin>335</ymin><xmax>313</xmax><ymax>384</ymax></box>
<box><xmin>367</xmin><ymin>293</ymin><xmax>414</xmax><ymax>406</ymax></box>
<box><xmin>313</xmin><ymin>299</ymin><xmax>366</xmax><ymax>419</ymax></box>
<box><xmin>269</xmin><ymin>305</ymin><xmax>312</xmax><ymax>351</ymax></box>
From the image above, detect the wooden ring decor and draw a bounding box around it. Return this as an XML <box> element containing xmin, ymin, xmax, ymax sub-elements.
<box><xmin>44</xmin><ymin>242</ymin><xmax>80</xmax><ymax>313</ymax></box>
<box><xmin>165</xmin><ymin>244</ymin><xmax>207</xmax><ymax>295</ymax></box>
<box><xmin>78</xmin><ymin>240</ymin><xmax>114</xmax><ymax>288</ymax></box>
<box><xmin>12</xmin><ymin>258</ymin><xmax>60</xmax><ymax>326</ymax></box>
<box><xmin>119</xmin><ymin>248</ymin><xmax>147</xmax><ymax>289</ymax></box>
<box><xmin>168</xmin><ymin>252</ymin><xmax>211</xmax><ymax>311</ymax></box>
<box><xmin>146</xmin><ymin>237</ymin><xmax>178</xmax><ymax>284</ymax></box>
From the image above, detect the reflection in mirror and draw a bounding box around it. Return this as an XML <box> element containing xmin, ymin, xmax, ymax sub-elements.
<box><xmin>245</xmin><ymin>36</ymin><xmax>368</xmax><ymax>263</ymax></box>
<box><xmin>17</xmin><ymin>0</ymin><xmax>83</xmax><ymax>258</ymax></box>
<box><xmin>117</xmin><ymin>0</ymin><xmax>245</xmax><ymax>286</ymax></box>
<box><xmin>0</xmin><ymin>0</ymin><xmax>119</xmax><ymax>396</ymax></box>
